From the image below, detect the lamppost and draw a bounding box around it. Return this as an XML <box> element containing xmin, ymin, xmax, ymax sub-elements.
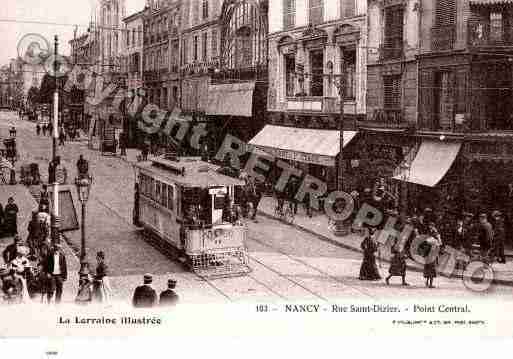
<box><xmin>327</xmin><ymin>59</ymin><xmax>348</xmax><ymax>236</ymax></box>
<box><xmin>75</xmin><ymin>175</ymin><xmax>92</xmax><ymax>275</ymax></box>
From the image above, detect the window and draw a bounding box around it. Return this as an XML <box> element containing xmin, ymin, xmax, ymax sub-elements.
<box><xmin>236</xmin><ymin>27</ymin><xmax>252</xmax><ymax>67</ymax></box>
<box><xmin>194</xmin><ymin>35</ymin><xmax>199</xmax><ymax>61</ymax></box>
<box><xmin>156</xmin><ymin>181</ymin><xmax>161</xmax><ymax>204</ymax></box>
<box><xmin>211</xmin><ymin>30</ymin><xmax>218</xmax><ymax>58</ymax></box>
<box><xmin>202</xmin><ymin>32</ymin><xmax>208</xmax><ymax>61</ymax></box>
<box><xmin>342</xmin><ymin>48</ymin><xmax>356</xmax><ymax>100</ymax></box>
<box><xmin>383</xmin><ymin>75</ymin><xmax>401</xmax><ymax>110</ymax></box>
<box><xmin>126</xmin><ymin>30</ymin><xmax>130</xmax><ymax>47</ymax></box>
<box><xmin>433</xmin><ymin>0</ymin><xmax>456</xmax><ymax>50</ymax></box>
<box><xmin>490</xmin><ymin>12</ymin><xmax>503</xmax><ymax>43</ymax></box>
<box><xmin>173</xmin><ymin>86</ymin><xmax>178</xmax><ymax>103</ymax></box>
<box><xmin>383</xmin><ymin>5</ymin><xmax>404</xmax><ymax>60</ymax></box>
<box><xmin>309</xmin><ymin>0</ymin><xmax>323</xmax><ymax>25</ymax></box>
<box><xmin>167</xmin><ymin>185</ymin><xmax>174</xmax><ymax>211</ymax></box>
<box><xmin>435</xmin><ymin>0</ymin><xmax>456</xmax><ymax>27</ymax></box>
<box><xmin>284</xmin><ymin>0</ymin><xmax>295</xmax><ymax>29</ymax></box>
<box><xmin>132</xmin><ymin>29</ymin><xmax>136</xmax><ymax>47</ymax></box>
<box><xmin>285</xmin><ymin>55</ymin><xmax>295</xmax><ymax>97</ymax></box>
<box><xmin>202</xmin><ymin>0</ymin><xmax>209</xmax><ymax>19</ymax></box>
<box><xmin>310</xmin><ymin>50</ymin><xmax>324</xmax><ymax>96</ymax></box>
<box><xmin>182</xmin><ymin>38</ymin><xmax>188</xmax><ymax>64</ymax></box>
<box><xmin>342</xmin><ymin>0</ymin><xmax>355</xmax><ymax>18</ymax></box>
<box><xmin>138</xmin><ymin>26</ymin><xmax>142</xmax><ymax>46</ymax></box>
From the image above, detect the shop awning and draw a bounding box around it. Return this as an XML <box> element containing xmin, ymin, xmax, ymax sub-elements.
<box><xmin>248</xmin><ymin>125</ymin><xmax>358</xmax><ymax>167</ymax></box>
<box><xmin>206</xmin><ymin>81</ymin><xmax>255</xmax><ymax>117</ymax></box>
<box><xmin>393</xmin><ymin>140</ymin><xmax>462</xmax><ymax>187</ymax></box>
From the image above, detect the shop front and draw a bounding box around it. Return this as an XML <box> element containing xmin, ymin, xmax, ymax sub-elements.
<box><xmin>248</xmin><ymin>125</ymin><xmax>357</xmax><ymax>192</ymax></box>
<box><xmin>392</xmin><ymin>138</ymin><xmax>463</xmax><ymax>218</ymax></box>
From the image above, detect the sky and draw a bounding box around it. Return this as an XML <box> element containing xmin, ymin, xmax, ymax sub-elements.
<box><xmin>0</xmin><ymin>0</ymin><xmax>146</xmax><ymax>66</ymax></box>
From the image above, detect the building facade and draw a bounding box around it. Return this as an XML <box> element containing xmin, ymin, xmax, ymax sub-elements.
<box><xmin>180</xmin><ymin>0</ymin><xmax>223</xmax><ymax>121</ymax></box>
<box><xmin>122</xmin><ymin>9</ymin><xmax>145</xmax><ymax>145</ymax></box>
<box><xmin>206</xmin><ymin>0</ymin><xmax>269</xmax><ymax>149</ymax></box>
<box><xmin>251</xmin><ymin>0</ymin><xmax>366</xmax><ymax>191</ymax></box>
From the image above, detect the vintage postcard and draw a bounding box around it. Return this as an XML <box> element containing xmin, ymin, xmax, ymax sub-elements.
<box><xmin>0</xmin><ymin>0</ymin><xmax>512</xmax><ymax>354</ymax></box>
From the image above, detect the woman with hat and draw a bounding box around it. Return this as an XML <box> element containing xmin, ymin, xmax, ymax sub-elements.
<box><xmin>4</xmin><ymin>197</ymin><xmax>19</xmax><ymax>237</ymax></box>
<box><xmin>76</xmin><ymin>273</ymin><xmax>93</xmax><ymax>305</ymax></box>
<box><xmin>93</xmin><ymin>251</ymin><xmax>112</xmax><ymax>303</ymax></box>
<box><xmin>358</xmin><ymin>227</ymin><xmax>381</xmax><ymax>281</ymax></box>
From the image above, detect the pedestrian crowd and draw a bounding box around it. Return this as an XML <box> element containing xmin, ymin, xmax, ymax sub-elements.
<box><xmin>357</xmin><ymin>179</ymin><xmax>509</xmax><ymax>289</ymax></box>
<box><xmin>35</xmin><ymin>123</ymin><xmax>78</xmax><ymax>144</ymax></box>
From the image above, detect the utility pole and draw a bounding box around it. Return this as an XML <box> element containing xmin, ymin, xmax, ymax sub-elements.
<box><xmin>333</xmin><ymin>54</ymin><xmax>347</xmax><ymax>237</ymax></box>
<box><xmin>51</xmin><ymin>35</ymin><xmax>61</xmax><ymax>245</ymax></box>
<box><xmin>337</xmin><ymin>56</ymin><xmax>346</xmax><ymax>192</ymax></box>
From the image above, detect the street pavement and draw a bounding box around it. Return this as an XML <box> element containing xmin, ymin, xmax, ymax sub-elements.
<box><xmin>1</xmin><ymin>110</ymin><xmax>513</xmax><ymax>307</ymax></box>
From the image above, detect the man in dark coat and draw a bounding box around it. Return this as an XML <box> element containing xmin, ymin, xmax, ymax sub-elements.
<box><xmin>132</xmin><ymin>273</ymin><xmax>157</xmax><ymax>308</ymax></box>
<box><xmin>4</xmin><ymin>197</ymin><xmax>19</xmax><ymax>237</ymax></box>
<box><xmin>43</xmin><ymin>243</ymin><xmax>68</xmax><ymax>304</ymax></box>
<box><xmin>159</xmin><ymin>279</ymin><xmax>179</xmax><ymax>306</ymax></box>
<box><xmin>478</xmin><ymin>213</ymin><xmax>494</xmax><ymax>260</ymax></box>
<box><xmin>2</xmin><ymin>235</ymin><xmax>20</xmax><ymax>264</ymax></box>
<box><xmin>76</xmin><ymin>154</ymin><xmax>89</xmax><ymax>178</ymax></box>
<box><xmin>492</xmin><ymin>211</ymin><xmax>506</xmax><ymax>264</ymax></box>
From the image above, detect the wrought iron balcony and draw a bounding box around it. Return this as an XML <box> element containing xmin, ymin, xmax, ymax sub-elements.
<box><xmin>468</xmin><ymin>21</ymin><xmax>513</xmax><ymax>49</ymax></box>
<box><xmin>363</xmin><ymin>108</ymin><xmax>407</xmax><ymax>128</ymax></box>
<box><xmin>431</xmin><ymin>25</ymin><xmax>455</xmax><ymax>51</ymax></box>
<box><xmin>379</xmin><ymin>44</ymin><xmax>403</xmax><ymax>61</ymax></box>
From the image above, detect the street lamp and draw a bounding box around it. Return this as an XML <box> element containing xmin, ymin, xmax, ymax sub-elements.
<box><xmin>75</xmin><ymin>175</ymin><xmax>93</xmax><ymax>275</ymax></box>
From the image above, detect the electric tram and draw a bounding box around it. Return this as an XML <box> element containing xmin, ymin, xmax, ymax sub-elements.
<box><xmin>133</xmin><ymin>155</ymin><xmax>251</xmax><ymax>278</ymax></box>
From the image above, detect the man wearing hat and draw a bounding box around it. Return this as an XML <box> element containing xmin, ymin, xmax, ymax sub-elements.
<box><xmin>2</xmin><ymin>235</ymin><xmax>21</xmax><ymax>264</ymax></box>
<box><xmin>491</xmin><ymin>210</ymin><xmax>506</xmax><ymax>264</ymax></box>
<box><xmin>132</xmin><ymin>273</ymin><xmax>157</xmax><ymax>308</ymax></box>
<box><xmin>159</xmin><ymin>279</ymin><xmax>179</xmax><ymax>306</ymax></box>
<box><xmin>478</xmin><ymin>213</ymin><xmax>494</xmax><ymax>260</ymax></box>
<box><xmin>42</xmin><ymin>243</ymin><xmax>68</xmax><ymax>304</ymax></box>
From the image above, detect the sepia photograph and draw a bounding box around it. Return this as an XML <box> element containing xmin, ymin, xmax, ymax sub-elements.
<box><xmin>0</xmin><ymin>0</ymin><xmax>513</xmax><ymax>354</ymax></box>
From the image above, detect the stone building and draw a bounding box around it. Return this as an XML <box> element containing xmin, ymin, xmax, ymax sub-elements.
<box><xmin>180</xmin><ymin>0</ymin><xmax>223</xmax><ymax>122</ymax></box>
<box><xmin>122</xmin><ymin>9</ymin><xmax>145</xmax><ymax>146</ymax></box>
<box><xmin>206</xmin><ymin>0</ymin><xmax>269</xmax><ymax>149</ymax></box>
<box><xmin>251</xmin><ymin>0</ymin><xmax>367</xmax><ymax>191</ymax></box>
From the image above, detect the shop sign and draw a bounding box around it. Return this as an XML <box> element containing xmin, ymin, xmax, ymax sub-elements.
<box><xmin>256</xmin><ymin>146</ymin><xmax>335</xmax><ymax>167</ymax></box>
<box><xmin>366</xmin><ymin>144</ymin><xmax>403</xmax><ymax>163</ymax></box>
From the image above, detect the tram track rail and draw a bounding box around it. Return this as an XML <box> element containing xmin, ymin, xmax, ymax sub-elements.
<box><xmin>245</xmin><ymin>227</ymin><xmax>377</xmax><ymax>300</ymax></box>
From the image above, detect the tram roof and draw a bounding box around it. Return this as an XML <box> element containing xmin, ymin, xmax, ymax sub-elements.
<box><xmin>135</xmin><ymin>157</ymin><xmax>245</xmax><ymax>188</ymax></box>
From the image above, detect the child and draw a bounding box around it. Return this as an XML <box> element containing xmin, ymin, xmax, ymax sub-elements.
<box><xmin>385</xmin><ymin>241</ymin><xmax>409</xmax><ymax>286</ymax></box>
<box><xmin>75</xmin><ymin>273</ymin><xmax>93</xmax><ymax>305</ymax></box>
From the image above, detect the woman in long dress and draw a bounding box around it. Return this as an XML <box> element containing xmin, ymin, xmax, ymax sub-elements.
<box><xmin>359</xmin><ymin>227</ymin><xmax>381</xmax><ymax>281</ymax></box>
<box><xmin>92</xmin><ymin>251</ymin><xmax>112</xmax><ymax>304</ymax></box>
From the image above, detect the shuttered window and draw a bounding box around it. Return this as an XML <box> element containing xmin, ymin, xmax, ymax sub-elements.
<box><xmin>435</xmin><ymin>0</ymin><xmax>456</xmax><ymax>27</ymax></box>
<box><xmin>284</xmin><ymin>0</ymin><xmax>295</xmax><ymax>29</ymax></box>
<box><xmin>384</xmin><ymin>5</ymin><xmax>403</xmax><ymax>59</ymax></box>
<box><xmin>202</xmin><ymin>32</ymin><xmax>208</xmax><ymax>61</ymax></box>
<box><xmin>211</xmin><ymin>30</ymin><xmax>218</xmax><ymax>58</ymax></box>
<box><xmin>309</xmin><ymin>0</ymin><xmax>323</xmax><ymax>25</ymax></box>
<box><xmin>383</xmin><ymin>75</ymin><xmax>401</xmax><ymax>109</ymax></box>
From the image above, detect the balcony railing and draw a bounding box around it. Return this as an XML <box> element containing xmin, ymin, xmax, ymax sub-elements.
<box><xmin>363</xmin><ymin>108</ymin><xmax>406</xmax><ymax>128</ymax></box>
<box><xmin>285</xmin><ymin>97</ymin><xmax>357</xmax><ymax>115</ymax></box>
<box><xmin>431</xmin><ymin>25</ymin><xmax>456</xmax><ymax>51</ymax></box>
<box><xmin>468</xmin><ymin>22</ymin><xmax>513</xmax><ymax>48</ymax></box>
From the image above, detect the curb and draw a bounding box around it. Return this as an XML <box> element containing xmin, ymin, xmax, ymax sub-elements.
<box><xmin>258</xmin><ymin>210</ymin><xmax>513</xmax><ymax>287</ymax></box>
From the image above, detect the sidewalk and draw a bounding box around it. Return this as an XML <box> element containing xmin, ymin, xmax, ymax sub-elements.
<box><xmin>257</xmin><ymin>196</ymin><xmax>513</xmax><ymax>286</ymax></box>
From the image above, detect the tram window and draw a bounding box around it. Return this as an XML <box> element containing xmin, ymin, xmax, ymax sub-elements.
<box><xmin>150</xmin><ymin>178</ymin><xmax>155</xmax><ymax>199</ymax></box>
<box><xmin>156</xmin><ymin>181</ymin><xmax>161</xmax><ymax>203</ymax></box>
<box><xmin>167</xmin><ymin>185</ymin><xmax>174</xmax><ymax>211</ymax></box>
<box><xmin>161</xmin><ymin>184</ymin><xmax>168</xmax><ymax>206</ymax></box>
